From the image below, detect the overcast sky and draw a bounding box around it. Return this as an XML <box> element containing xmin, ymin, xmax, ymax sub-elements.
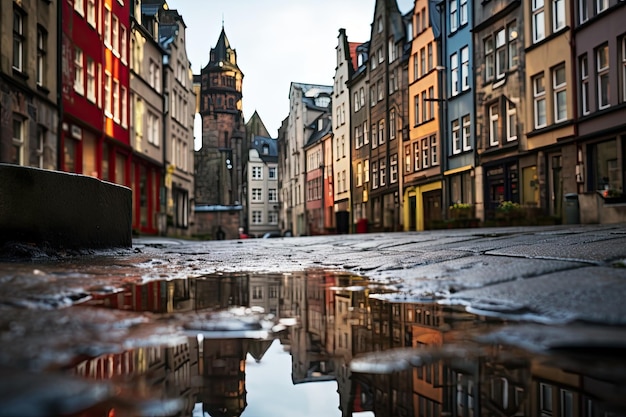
<box><xmin>166</xmin><ymin>0</ymin><xmax>414</xmax><ymax>146</ymax></box>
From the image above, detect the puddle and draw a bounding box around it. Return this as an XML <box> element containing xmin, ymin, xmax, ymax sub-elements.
<box><xmin>0</xmin><ymin>270</ymin><xmax>625</xmax><ymax>416</ymax></box>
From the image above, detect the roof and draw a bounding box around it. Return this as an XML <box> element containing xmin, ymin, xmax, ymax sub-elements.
<box><xmin>305</xmin><ymin>113</ymin><xmax>332</xmax><ymax>147</ymax></box>
<box><xmin>250</xmin><ymin>135</ymin><xmax>278</xmax><ymax>163</ymax></box>
<box><xmin>348</xmin><ymin>41</ymin><xmax>362</xmax><ymax>72</ymax></box>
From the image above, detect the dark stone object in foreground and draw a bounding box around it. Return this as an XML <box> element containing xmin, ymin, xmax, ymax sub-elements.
<box><xmin>0</xmin><ymin>164</ymin><xmax>132</xmax><ymax>251</ymax></box>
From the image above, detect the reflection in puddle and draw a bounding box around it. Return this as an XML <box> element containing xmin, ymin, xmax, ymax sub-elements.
<box><xmin>4</xmin><ymin>270</ymin><xmax>625</xmax><ymax>416</ymax></box>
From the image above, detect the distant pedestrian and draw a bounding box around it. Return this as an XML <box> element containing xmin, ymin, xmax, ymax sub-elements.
<box><xmin>216</xmin><ymin>226</ymin><xmax>226</xmax><ymax>240</ymax></box>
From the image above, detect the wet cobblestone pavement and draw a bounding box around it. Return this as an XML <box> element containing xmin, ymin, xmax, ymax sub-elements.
<box><xmin>1</xmin><ymin>224</ymin><xmax>626</xmax><ymax>416</ymax></box>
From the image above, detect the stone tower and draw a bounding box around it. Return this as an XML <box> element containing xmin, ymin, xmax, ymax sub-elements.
<box><xmin>194</xmin><ymin>26</ymin><xmax>245</xmax><ymax>207</ymax></box>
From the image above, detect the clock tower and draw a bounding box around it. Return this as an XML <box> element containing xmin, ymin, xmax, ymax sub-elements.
<box><xmin>195</xmin><ymin>26</ymin><xmax>245</xmax><ymax>209</ymax></box>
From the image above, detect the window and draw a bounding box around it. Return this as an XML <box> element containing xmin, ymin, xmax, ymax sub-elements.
<box><xmin>452</xmin><ymin>119</ymin><xmax>461</xmax><ymax>154</ymax></box>
<box><xmin>461</xmin><ymin>46</ymin><xmax>469</xmax><ymax>91</ymax></box>
<box><xmin>421</xmin><ymin>138</ymin><xmax>429</xmax><ymax>168</ymax></box>
<box><xmin>507</xmin><ymin>101</ymin><xmax>517</xmax><ymax>141</ymax></box>
<box><xmin>553</xmin><ymin>64</ymin><xmax>567</xmax><ymax>122</ymax></box>
<box><xmin>378</xmin><ymin>81</ymin><xmax>384</xmax><ymax>101</ymax></box>
<box><xmin>390</xmin><ymin>154</ymin><xmax>398</xmax><ymax>183</ymax></box>
<box><xmin>11</xmin><ymin>118</ymin><xmax>24</xmax><ymax>165</ymax></box>
<box><xmin>87</xmin><ymin>57</ymin><xmax>96</xmax><ymax>102</ymax></box>
<box><xmin>597</xmin><ymin>44</ymin><xmax>610</xmax><ymax>109</ymax></box>
<box><xmin>413</xmin><ymin>53</ymin><xmax>419</xmax><ymax>81</ymax></box>
<box><xmin>428</xmin><ymin>87</ymin><xmax>435</xmax><ymax>120</ymax></box>
<box><xmin>252</xmin><ymin>211</ymin><xmax>262</xmax><ymax>224</ymax></box>
<box><xmin>372</xmin><ymin>161</ymin><xmax>378</xmax><ymax>188</ymax></box>
<box><xmin>113</xmin><ymin>79</ymin><xmax>119</xmax><ymax>121</ymax></box>
<box><xmin>591</xmin><ymin>139</ymin><xmax>621</xmax><ymax>193</ymax></box>
<box><xmin>553</xmin><ymin>0</ymin><xmax>565</xmax><ymax>31</ymax></box>
<box><xmin>354</xmin><ymin>92</ymin><xmax>359</xmax><ymax>112</ymax></box>
<box><xmin>371</xmin><ymin>123</ymin><xmax>378</xmax><ymax>149</ymax></box>
<box><xmin>508</xmin><ymin>22</ymin><xmax>519</xmax><ymax>69</ymax></box>
<box><xmin>405</xmin><ymin>145</ymin><xmax>411</xmax><ymax>173</ymax></box>
<box><xmin>460</xmin><ymin>0</ymin><xmax>468</xmax><ymax>25</ymax></box>
<box><xmin>380</xmin><ymin>159</ymin><xmax>386</xmax><ymax>186</ymax></box>
<box><xmin>147</xmin><ymin>112</ymin><xmax>159</xmax><ymax>145</ymax></box>
<box><xmin>104</xmin><ymin>6</ymin><xmax>111</xmax><ymax>47</ymax></box>
<box><xmin>462</xmin><ymin>115</ymin><xmax>471</xmax><ymax>151</ymax></box>
<box><xmin>596</xmin><ymin>0</ymin><xmax>608</xmax><ymax>14</ymax></box>
<box><xmin>532</xmin><ymin>0</ymin><xmax>545</xmax><ymax>43</ymax></box>
<box><xmin>252</xmin><ymin>188</ymin><xmax>263</xmax><ymax>202</ymax></box>
<box><xmin>579</xmin><ymin>0</ymin><xmax>588</xmax><ymax>23</ymax></box>
<box><xmin>414</xmin><ymin>95</ymin><xmax>420</xmax><ymax>126</ymax></box>
<box><xmin>533</xmin><ymin>73</ymin><xmax>547</xmax><ymax>128</ymax></box>
<box><xmin>252</xmin><ymin>166</ymin><xmax>263</xmax><ymax>179</ymax></box>
<box><xmin>388</xmin><ymin>38</ymin><xmax>397</xmax><ymax>63</ymax></box>
<box><xmin>485</xmin><ymin>37</ymin><xmax>494</xmax><ymax>82</ymax></box>
<box><xmin>74</xmin><ymin>0</ymin><xmax>84</xmax><ymax>15</ymax></box>
<box><xmin>356</xmin><ymin>162</ymin><xmax>363</xmax><ymax>186</ymax></box>
<box><xmin>489</xmin><ymin>103</ymin><xmax>499</xmax><ymax>146</ymax></box>
<box><xmin>451</xmin><ymin>52</ymin><xmax>459</xmax><ymax>96</ymax></box>
<box><xmin>364</xmin><ymin>159</ymin><xmax>369</xmax><ymax>182</ymax></box>
<box><xmin>268</xmin><ymin>211</ymin><xmax>278</xmax><ymax>225</ymax></box>
<box><xmin>390</xmin><ymin>109</ymin><xmax>396</xmax><ymax>139</ymax></box>
<box><xmin>378</xmin><ymin>47</ymin><xmax>384</xmax><ymax>64</ymax></box>
<box><xmin>378</xmin><ymin>120</ymin><xmax>385</xmax><ymax>145</ymax></box>
<box><xmin>414</xmin><ymin>142</ymin><xmax>421</xmax><ymax>171</ymax></box>
<box><xmin>269</xmin><ymin>167</ymin><xmax>276</xmax><ymax>179</ymax></box>
<box><xmin>120</xmin><ymin>25</ymin><xmax>127</xmax><ymax>63</ymax></box>
<box><xmin>37</xmin><ymin>27</ymin><xmax>47</xmax><ymax>86</ymax></box>
<box><xmin>450</xmin><ymin>0</ymin><xmax>458</xmax><ymax>32</ymax></box>
<box><xmin>420</xmin><ymin>47</ymin><xmax>426</xmax><ymax>77</ymax></box>
<box><xmin>121</xmin><ymin>86</ymin><xmax>127</xmax><ymax>127</ymax></box>
<box><xmin>112</xmin><ymin>15</ymin><xmax>119</xmax><ymax>54</ymax></box>
<box><xmin>370</xmin><ymin>87</ymin><xmax>376</xmax><ymax>106</ymax></box>
<box><xmin>421</xmin><ymin>91</ymin><xmax>428</xmax><ymax>122</ymax></box>
<box><xmin>13</xmin><ymin>8</ymin><xmax>25</xmax><ymax>71</ymax></box>
<box><xmin>269</xmin><ymin>188</ymin><xmax>277</xmax><ymax>202</ymax></box>
<box><xmin>87</xmin><ymin>0</ymin><xmax>96</xmax><ymax>27</ymax></box>
<box><xmin>431</xmin><ymin>135</ymin><xmax>438</xmax><ymax>166</ymax></box>
<box><xmin>428</xmin><ymin>43</ymin><xmax>433</xmax><ymax>72</ymax></box>
<box><xmin>74</xmin><ymin>47</ymin><xmax>84</xmax><ymax>95</ymax></box>
<box><xmin>580</xmin><ymin>54</ymin><xmax>590</xmax><ymax>115</ymax></box>
<box><xmin>496</xmin><ymin>29</ymin><xmax>506</xmax><ymax>79</ymax></box>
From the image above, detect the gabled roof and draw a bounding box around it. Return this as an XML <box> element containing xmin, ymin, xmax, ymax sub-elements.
<box><xmin>305</xmin><ymin>113</ymin><xmax>332</xmax><ymax>148</ymax></box>
<box><xmin>348</xmin><ymin>41</ymin><xmax>362</xmax><ymax>72</ymax></box>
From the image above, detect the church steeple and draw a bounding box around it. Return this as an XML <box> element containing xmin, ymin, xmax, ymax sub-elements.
<box><xmin>209</xmin><ymin>26</ymin><xmax>240</xmax><ymax>71</ymax></box>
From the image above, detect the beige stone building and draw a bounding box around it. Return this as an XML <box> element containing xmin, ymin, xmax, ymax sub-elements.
<box><xmin>0</xmin><ymin>0</ymin><xmax>58</xmax><ymax>170</ymax></box>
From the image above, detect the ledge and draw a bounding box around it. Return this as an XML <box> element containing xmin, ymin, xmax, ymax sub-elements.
<box><xmin>0</xmin><ymin>164</ymin><xmax>132</xmax><ymax>251</ymax></box>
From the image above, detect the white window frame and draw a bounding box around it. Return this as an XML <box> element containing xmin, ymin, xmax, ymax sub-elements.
<box><xmin>460</xmin><ymin>0</ymin><xmax>468</xmax><ymax>25</ymax></box>
<box><xmin>379</xmin><ymin>159</ymin><xmax>386</xmax><ymax>186</ymax></box>
<box><xmin>452</xmin><ymin>119</ymin><xmax>461</xmax><ymax>154</ymax></box>
<box><xmin>495</xmin><ymin>29</ymin><xmax>506</xmax><ymax>79</ymax></box>
<box><xmin>113</xmin><ymin>78</ymin><xmax>119</xmax><ymax>122</ymax></box>
<box><xmin>421</xmin><ymin>138</ymin><xmax>429</xmax><ymax>169</ymax></box>
<box><xmin>378</xmin><ymin>119</ymin><xmax>385</xmax><ymax>145</ymax></box>
<box><xmin>579</xmin><ymin>0</ymin><xmax>588</xmax><ymax>23</ymax></box>
<box><xmin>462</xmin><ymin>115</ymin><xmax>471</xmax><ymax>151</ymax></box>
<box><xmin>404</xmin><ymin>146</ymin><xmax>411</xmax><ymax>174</ymax></box>
<box><xmin>13</xmin><ymin>8</ymin><xmax>24</xmax><ymax>72</ymax></box>
<box><xmin>252</xmin><ymin>165</ymin><xmax>263</xmax><ymax>180</ymax></box>
<box><xmin>580</xmin><ymin>54</ymin><xmax>590</xmax><ymax>115</ymax></box>
<box><xmin>414</xmin><ymin>142</ymin><xmax>420</xmax><ymax>171</ymax></box>
<box><xmin>74</xmin><ymin>0</ymin><xmax>84</xmax><ymax>16</ymax></box>
<box><xmin>372</xmin><ymin>161</ymin><xmax>378</xmax><ymax>189</ymax></box>
<box><xmin>356</xmin><ymin>162</ymin><xmax>363</xmax><ymax>187</ymax></box>
<box><xmin>268</xmin><ymin>167</ymin><xmax>276</xmax><ymax>179</ymax></box>
<box><xmin>451</xmin><ymin>52</ymin><xmax>459</xmax><ymax>96</ymax></box>
<box><xmin>390</xmin><ymin>109</ymin><xmax>396</xmax><ymax>140</ymax></box>
<box><xmin>12</xmin><ymin>118</ymin><xmax>24</xmax><ymax>165</ymax></box>
<box><xmin>431</xmin><ymin>135</ymin><xmax>438</xmax><ymax>166</ymax></box>
<box><xmin>121</xmin><ymin>86</ymin><xmax>127</xmax><ymax>128</ymax></box>
<box><xmin>74</xmin><ymin>47</ymin><xmax>84</xmax><ymax>95</ymax></box>
<box><xmin>450</xmin><ymin>0</ymin><xmax>458</xmax><ymax>32</ymax></box>
<box><xmin>489</xmin><ymin>103</ymin><xmax>499</xmax><ymax>146</ymax></box>
<box><xmin>597</xmin><ymin>44</ymin><xmax>610</xmax><ymax>110</ymax></box>
<box><xmin>553</xmin><ymin>0</ymin><xmax>565</xmax><ymax>32</ymax></box>
<box><xmin>390</xmin><ymin>154</ymin><xmax>398</xmax><ymax>183</ymax></box>
<box><xmin>268</xmin><ymin>188</ymin><xmax>278</xmax><ymax>202</ymax></box>
<box><xmin>252</xmin><ymin>210</ymin><xmax>262</xmax><ymax>224</ymax></box>
<box><xmin>112</xmin><ymin>15</ymin><xmax>119</xmax><ymax>55</ymax></box>
<box><xmin>36</xmin><ymin>27</ymin><xmax>46</xmax><ymax>86</ymax></box>
<box><xmin>120</xmin><ymin>24</ymin><xmax>127</xmax><ymax>64</ymax></box>
<box><xmin>508</xmin><ymin>22</ymin><xmax>519</xmax><ymax>69</ymax></box>
<box><xmin>87</xmin><ymin>0</ymin><xmax>96</xmax><ymax>27</ymax></box>
<box><xmin>252</xmin><ymin>188</ymin><xmax>263</xmax><ymax>202</ymax></box>
<box><xmin>485</xmin><ymin>37</ymin><xmax>494</xmax><ymax>82</ymax></box>
<box><xmin>104</xmin><ymin>5</ymin><xmax>111</xmax><ymax>47</ymax></box>
<box><xmin>532</xmin><ymin>0</ymin><xmax>545</xmax><ymax>44</ymax></box>
<box><xmin>596</xmin><ymin>0</ymin><xmax>608</xmax><ymax>14</ymax></box>
<box><xmin>87</xmin><ymin>57</ymin><xmax>96</xmax><ymax>102</ymax></box>
<box><xmin>553</xmin><ymin>64</ymin><xmax>567</xmax><ymax>122</ymax></box>
<box><xmin>506</xmin><ymin>101</ymin><xmax>517</xmax><ymax>141</ymax></box>
<box><xmin>461</xmin><ymin>46</ymin><xmax>469</xmax><ymax>91</ymax></box>
<box><xmin>533</xmin><ymin>73</ymin><xmax>547</xmax><ymax>128</ymax></box>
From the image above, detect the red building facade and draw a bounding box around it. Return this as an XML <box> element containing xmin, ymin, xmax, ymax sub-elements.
<box><xmin>61</xmin><ymin>0</ymin><xmax>136</xmax><ymax>224</ymax></box>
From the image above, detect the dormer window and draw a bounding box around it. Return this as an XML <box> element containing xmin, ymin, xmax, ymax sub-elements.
<box><xmin>262</xmin><ymin>144</ymin><xmax>269</xmax><ymax>155</ymax></box>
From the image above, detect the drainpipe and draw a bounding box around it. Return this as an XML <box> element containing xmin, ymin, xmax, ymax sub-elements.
<box><xmin>56</xmin><ymin>0</ymin><xmax>63</xmax><ymax>171</ymax></box>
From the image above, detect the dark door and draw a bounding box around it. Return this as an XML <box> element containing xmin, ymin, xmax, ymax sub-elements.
<box><xmin>408</xmin><ymin>196</ymin><xmax>417</xmax><ymax>231</ymax></box>
<box><xmin>423</xmin><ymin>190</ymin><xmax>442</xmax><ymax>230</ymax></box>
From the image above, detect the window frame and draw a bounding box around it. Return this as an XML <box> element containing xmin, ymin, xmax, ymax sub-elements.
<box><xmin>533</xmin><ymin>73</ymin><xmax>547</xmax><ymax>128</ymax></box>
<box><xmin>451</xmin><ymin>52</ymin><xmax>459</xmax><ymax>96</ymax></box>
<box><xmin>450</xmin><ymin>0</ymin><xmax>458</xmax><ymax>33</ymax></box>
<box><xmin>13</xmin><ymin>8</ymin><xmax>25</xmax><ymax>72</ymax></box>
<box><xmin>461</xmin><ymin>46</ymin><xmax>469</xmax><ymax>91</ymax></box>
<box><xmin>553</xmin><ymin>0</ymin><xmax>566</xmax><ymax>32</ymax></box>
<box><xmin>452</xmin><ymin>119</ymin><xmax>461</xmax><ymax>154</ymax></box>
<box><xmin>489</xmin><ymin>103</ymin><xmax>499</xmax><ymax>146</ymax></box>
<box><xmin>580</xmin><ymin>54</ymin><xmax>590</xmax><ymax>115</ymax></box>
<box><xmin>462</xmin><ymin>115</ymin><xmax>471</xmax><ymax>151</ymax></box>
<box><xmin>506</xmin><ymin>100</ymin><xmax>517</xmax><ymax>142</ymax></box>
<box><xmin>532</xmin><ymin>0</ymin><xmax>545</xmax><ymax>44</ymax></box>
<box><xmin>596</xmin><ymin>44</ymin><xmax>610</xmax><ymax>110</ymax></box>
<box><xmin>36</xmin><ymin>26</ymin><xmax>47</xmax><ymax>86</ymax></box>
<box><xmin>553</xmin><ymin>64</ymin><xmax>567</xmax><ymax>123</ymax></box>
<box><xmin>74</xmin><ymin>47</ymin><xmax>84</xmax><ymax>95</ymax></box>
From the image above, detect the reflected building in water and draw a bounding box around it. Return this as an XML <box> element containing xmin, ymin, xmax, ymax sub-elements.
<box><xmin>65</xmin><ymin>271</ymin><xmax>626</xmax><ymax>417</ymax></box>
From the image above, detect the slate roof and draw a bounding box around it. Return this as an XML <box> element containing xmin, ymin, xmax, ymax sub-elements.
<box><xmin>250</xmin><ymin>135</ymin><xmax>278</xmax><ymax>163</ymax></box>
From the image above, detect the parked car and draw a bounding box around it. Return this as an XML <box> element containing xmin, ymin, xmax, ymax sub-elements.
<box><xmin>262</xmin><ymin>231</ymin><xmax>282</xmax><ymax>239</ymax></box>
